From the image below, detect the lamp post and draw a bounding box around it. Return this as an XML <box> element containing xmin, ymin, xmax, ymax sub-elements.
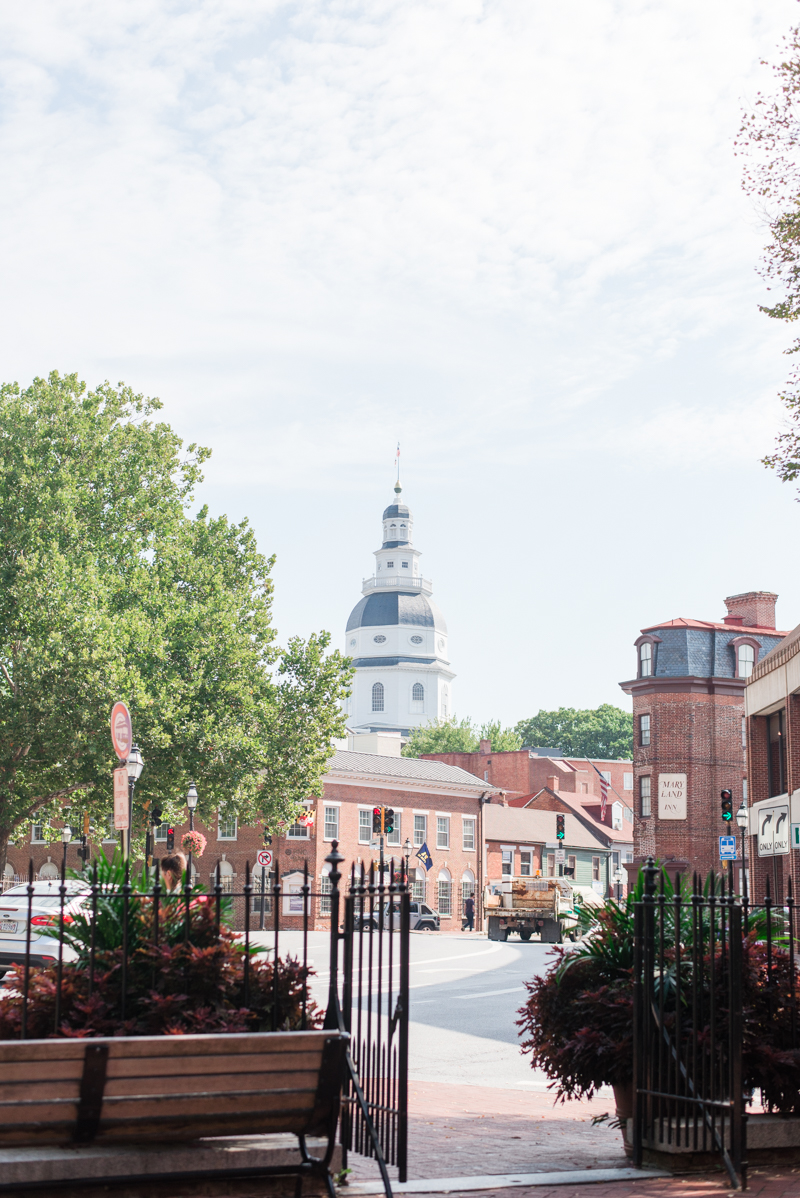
<box><xmin>187</xmin><ymin>782</ymin><xmax>198</xmax><ymax>831</ymax></box>
<box><xmin>613</xmin><ymin>867</ymin><xmax>626</xmax><ymax>902</ymax></box>
<box><xmin>736</xmin><ymin>799</ymin><xmax>749</xmax><ymax>904</ymax></box>
<box><xmin>125</xmin><ymin>745</ymin><xmax>144</xmax><ymax>860</ymax></box>
<box><xmin>61</xmin><ymin>823</ymin><xmax>72</xmax><ymax>879</ymax></box>
<box><xmin>403</xmin><ymin>838</ymin><xmax>412</xmax><ymax>888</ymax></box>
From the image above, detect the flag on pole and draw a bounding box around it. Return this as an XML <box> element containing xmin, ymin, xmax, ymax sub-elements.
<box><xmin>599</xmin><ymin>774</ymin><xmax>609</xmax><ymax>821</ymax></box>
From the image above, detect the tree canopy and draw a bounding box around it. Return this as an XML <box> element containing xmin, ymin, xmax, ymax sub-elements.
<box><xmin>402</xmin><ymin>717</ymin><xmax>522</xmax><ymax>758</ymax></box>
<box><xmin>514</xmin><ymin>705</ymin><xmax>632</xmax><ymax>761</ymax></box>
<box><xmin>0</xmin><ymin>373</ymin><xmax>351</xmax><ymax>868</ymax></box>
<box><xmin>738</xmin><ymin>24</ymin><xmax>800</xmax><ymax>492</ymax></box>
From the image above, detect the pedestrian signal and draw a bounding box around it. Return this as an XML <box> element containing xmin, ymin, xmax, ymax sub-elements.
<box><xmin>373</xmin><ymin>807</ymin><xmax>382</xmax><ymax>834</ymax></box>
<box><xmin>385</xmin><ymin>808</ymin><xmax>395</xmax><ymax>835</ymax></box>
<box><xmin>720</xmin><ymin>789</ymin><xmax>733</xmax><ymax>822</ymax></box>
<box><xmin>556</xmin><ymin>813</ymin><xmax>565</xmax><ymax>841</ymax></box>
<box><xmin>166</xmin><ymin>826</ymin><xmax>175</xmax><ymax>851</ymax></box>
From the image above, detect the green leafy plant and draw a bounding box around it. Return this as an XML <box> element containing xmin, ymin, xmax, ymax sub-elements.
<box><xmin>0</xmin><ymin>892</ymin><xmax>319</xmax><ymax>1039</ymax></box>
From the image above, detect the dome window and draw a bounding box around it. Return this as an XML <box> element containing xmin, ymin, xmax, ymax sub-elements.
<box><xmin>387</xmin><ymin>561</ymin><xmax>394</xmax><ymax>567</ymax></box>
<box><xmin>410</xmin><ymin>635</ymin><xmax>423</xmax><ymax>644</ymax></box>
<box><xmin>372</xmin><ymin>682</ymin><xmax>385</xmax><ymax>712</ymax></box>
<box><xmin>402</xmin><ymin>561</ymin><xmax>409</xmax><ymax>568</ymax></box>
<box><xmin>373</xmin><ymin>634</ymin><xmax>386</xmax><ymax>643</ymax></box>
<box><xmin>412</xmin><ymin>683</ymin><xmax>424</xmax><ymax>701</ymax></box>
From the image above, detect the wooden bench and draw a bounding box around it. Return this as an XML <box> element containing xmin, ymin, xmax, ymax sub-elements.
<box><xmin>0</xmin><ymin>1029</ymin><xmax>349</xmax><ymax>1195</ymax></box>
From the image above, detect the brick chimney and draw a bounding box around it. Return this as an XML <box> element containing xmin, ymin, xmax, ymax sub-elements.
<box><xmin>479</xmin><ymin>739</ymin><xmax>492</xmax><ymax>755</ymax></box>
<box><xmin>546</xmin><ymin>775</ymin><xmax>560</xmax><ymax>792</ymax></box>
<box><xmin>723</xmin><ymin>592</ymin><xmax>778</xmax><ymax>630</ymax></box>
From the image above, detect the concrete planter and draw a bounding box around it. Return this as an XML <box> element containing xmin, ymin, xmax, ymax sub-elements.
<box><xmin>627</xmin><ymin>1113</ymin><xmax>800</xmax><ymax>1172</ymax></box>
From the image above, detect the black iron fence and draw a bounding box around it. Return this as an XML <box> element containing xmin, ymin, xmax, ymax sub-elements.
<box><xmin>633</xmin><ymin>859</ymin><xmax>800</xmax><ymax>1192</ymax></box>
<box><xmin>0</xmin><ymin>842</ymin><xmax>410</xmax><ymax>1190</ymax></box>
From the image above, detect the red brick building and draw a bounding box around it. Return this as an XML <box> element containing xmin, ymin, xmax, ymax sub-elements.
<box><xmin>620</xmin><ymin>591</ymin><xmax>787</xmax><ymax>880</ymax></box>
<box><xmin>4</xmin><ymin>749</ymin><xmax>498</xmax><ymax>930</ymax></box>
<box><xmin>744</xmin><ymin>620</ymin><xmax>800</xmax><ymax>898</ymax></box>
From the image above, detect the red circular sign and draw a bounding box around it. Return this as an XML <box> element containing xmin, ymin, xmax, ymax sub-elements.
<box><xmin>110</xmin><ymin>702</ymin><xmax>133</xmax><ymax>762</ymax></box>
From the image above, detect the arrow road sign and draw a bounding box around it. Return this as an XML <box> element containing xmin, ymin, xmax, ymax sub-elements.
<box><xmin>719</xmin><ymin>835</ymin><xmax>737</xmax><ymax>861</ymax></box>
<box><xmin>257</xmin><ymin>849</ymin><xmax>273</xmax><ymax>869</ymax></box>
<box><xmin>758</xmin><ymin>803</ymin><xmax>790</xmax><ymax>857</ymax></box>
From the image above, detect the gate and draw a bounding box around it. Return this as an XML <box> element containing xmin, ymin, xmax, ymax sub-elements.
<box><xmin>632</xmin><ymin>860</ymin><xmax>745</xmax><ymax>1189</ymax></box>
<box><xmin>324</xmin><ymin>845</ymin><xmax>410</xmax><ymax>1186</ymax></box>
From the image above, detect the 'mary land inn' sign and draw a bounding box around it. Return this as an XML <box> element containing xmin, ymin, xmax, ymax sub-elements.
<box><xmin>658</xmin><ymin>774</ymin><xmax>687</xmax><ymax>820</ymax></box>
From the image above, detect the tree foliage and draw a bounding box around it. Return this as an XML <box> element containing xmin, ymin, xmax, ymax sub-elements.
<box><xmin>738</xmin><ymin>25</ymin><xmax>800</xmax><ymax>492</ymax></box>
<box><xmin>0</xmin><ymin>373</ymin><xmax>352</xmax><ymax>869</ymax></box>
<box><xmin>402</xmin><ymin>716</ymin><xmax>521</xmax><ymax>757</ymax></box>
<box><xmin>514</xmin><ymin>705</ymin><xmax>632</xmax><ymax>761</ymax></box>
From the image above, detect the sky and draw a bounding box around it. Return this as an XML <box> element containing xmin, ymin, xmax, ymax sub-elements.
<box><xmin>1</xmin><ymin>0</ymin><xmax>799</xmax><ymax>729</ymax></box>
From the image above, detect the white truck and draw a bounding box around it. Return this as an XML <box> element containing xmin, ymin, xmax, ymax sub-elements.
<box><xmin>484</xmin><ymin>878</ymin><xmax>580</xmax><ymax>943</ymax></box>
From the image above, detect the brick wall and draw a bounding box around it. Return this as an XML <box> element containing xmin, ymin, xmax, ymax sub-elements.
<box><xmin>632</xmin><ymin>689</ymin><xmax>746</xmax><ymax>878</ymax></box>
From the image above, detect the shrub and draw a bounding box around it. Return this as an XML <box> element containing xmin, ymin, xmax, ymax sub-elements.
<box><xmin>0</xmin><ymin>889</ymin><xmax>321</xmax><ymax>1039</ymax></box>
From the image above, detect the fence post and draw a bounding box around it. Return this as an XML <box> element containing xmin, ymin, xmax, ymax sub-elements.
<box><xmin>729</xmin><ymin>902</ymin><xmax>745</xmax><ymax>1189</ymax></box>
<box><xmin>323</xmin><ymin>840</ymin><xmax>345</xmax><ymax>1031</ymax></box>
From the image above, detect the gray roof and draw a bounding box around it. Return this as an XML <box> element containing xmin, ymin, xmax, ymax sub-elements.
<box><xmin>346</xmin><ymin>592</ymin><xmax>447</xmax><ymax>634</ymax></box>
<box><xmin>326</xmin><ymin>750</ymin><xmax>493</xmax><ymax>791</ymax></box>
<box><xmin>484</xmin><ymin>804</ymin><xmax>612</xmax><ymax>851</ymax></box>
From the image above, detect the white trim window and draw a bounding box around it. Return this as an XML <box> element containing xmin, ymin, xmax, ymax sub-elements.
<box><xmin>462</xmin><ymin>818</ymin><xmax>476</xmax><ymax>851</ymax></box>
<box><xmin>323</xmin><ymin>806</ymin><xmax>339</xmax><ymax>841</ymax></box>
<box><xmin>640</xmin><ymin>776</ymin><xmax>652</xmax><ymax>819</ymax></box>
<box><xmin>358</xmin><ymin>809</ymin><xmax>372</xmax><ymax>844</ymax></box>
<box><xmin>639</xmin><ymin>642</ymin><xmax>652</xmax><ymax>678</ymax></box>
<box><xmin>436</xmin><ymin>816</ymin><xmax>450</xmax><ymax>850</ymax></box>
<box><xmin>414</xmin><ymin>814</ymin><xmax>427</xmax><ymax>847</ymax></box>
<box><xmin>519</xmin><ymin>850</ymin><xmax>532</xmax><ymax>877</ymax></box>
<box><xmin>437</xmin><ymin>870</ymin><xmax>452</xmax><ymax>916</ymax></box>
<box><xmin>287</xmin><ymin>820</ymin><xmax>310</xmax><ymax>839</ymax></box>
<box><xmin>624</xmin><ymin>773</ymin><xmax>633</xmax><ymax>791</ymax></box>
<box><xmin>154</xmin><ymin>822</ymin><xmax>169</xmax><ymax>842</ymax></box>
<box><xmin>31</xmin><ymin>823</ymin><xmax>47</xmax><ymax>844</ymax></box>
<box><xmin>501</xmin><ymin>849</ymin><xmax>513</xmax><ymax>877</ymax></box>
<box><xmin>738</xmin><ymin>643</ymin><xmax>755</xmax><ymax>679</ymax></box>
<box><xmin>320</xmin><ymin>869</ymin><xmax>332</xmax><ymax>916</ymax></box>
<box><xmin>372</xmin><ymin>682</ymin><xmax>385</xmax><ymax>712</ymax></box>
<box><xmin>218</xmin><ymin>814</ymin><xmax>238</xmax><ymax>840</ymax></box>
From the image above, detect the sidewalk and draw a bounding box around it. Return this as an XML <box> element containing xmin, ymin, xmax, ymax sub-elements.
<box><xmin>345</xmin><ymin>1079</ymin><xmax>628</xmax><ymax>1183</ymax></box>
<box><xmin>344</xmin><ymin>1081</ymin><xmax>800</xmax><ymax>1197</ymax></box>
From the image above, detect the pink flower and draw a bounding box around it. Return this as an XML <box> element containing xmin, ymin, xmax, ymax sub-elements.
<box><xmin>181</xmin><ymin>830</ymin><xmax>207</xmax><ymax>858</ymax></box>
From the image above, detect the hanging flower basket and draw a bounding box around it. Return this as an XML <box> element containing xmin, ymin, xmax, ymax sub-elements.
<box><xmin>181</xmin><ymin>830</ymin><xmax>207</xmax><ymax>858</ymax></box>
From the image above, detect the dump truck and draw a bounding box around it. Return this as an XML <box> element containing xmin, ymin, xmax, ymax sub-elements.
<box><xmin>484</xmin><ymin>878</ymin><xmax>581</xmax><ymax>943</ymax></box>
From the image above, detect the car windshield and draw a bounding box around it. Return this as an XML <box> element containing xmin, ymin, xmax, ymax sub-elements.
<box><xmin>3</xmin><ymin>881</ymin><xmax>89</xmax><ymax>898</ymax></box>
<box><xmin>0</xmin><ymin>896</ymin><xmax>84</xmax><ymax>910</ymax></box>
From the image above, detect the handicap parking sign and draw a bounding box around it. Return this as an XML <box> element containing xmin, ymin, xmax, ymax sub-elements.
<box><xmin>719</xmin><ymin>835</ymin><xmax>737</xmax><ymax>861</ymax></box>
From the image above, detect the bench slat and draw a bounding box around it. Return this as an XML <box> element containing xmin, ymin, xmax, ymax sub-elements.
<box><xmin>0</xmin><ymin>1031</ymin><xmax>330</xmax><ymax>1063</ymax></box>
<box><xmin>104</xmin><ymin>1089</ymin><xmax>317</xmax><ymax>1120</ymax></box>
<box><xmin>0</xmin><ymin>1049</ymin><xmax>324</xmax><ymax>1086</ymax></box>
<box><xmin>0</xmin><ymin>1069</ymin><xmax>321</xmax><ymax>1102</ymax></box>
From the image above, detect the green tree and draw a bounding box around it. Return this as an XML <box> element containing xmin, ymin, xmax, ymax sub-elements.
<box><xmin>514</xmin><ymin>705</ymin><xmax>632</xmax><ymax>761</ymax></box>
<box><xmin>738</xmin><ymin>25</ymin><xmax>800</xmax><ymax>491</ymax></box>
<box><xmin>0</xmin><ymin>372</ymin><xmax>352</xmax><ymax>872</ymax></box>
<box><xmin>402</xmin><ymin>716</ymin><xmax>521</xmax><ymax>757</ymax></box>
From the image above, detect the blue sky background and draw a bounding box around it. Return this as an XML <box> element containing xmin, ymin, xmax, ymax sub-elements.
<box><xmin>1</xmin><ymin>0</ymin><xmax>799</xmax><ymax>727</ymax></box>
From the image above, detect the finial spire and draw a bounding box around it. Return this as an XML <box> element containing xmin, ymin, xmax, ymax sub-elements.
<box><xmin>394</xmin><ymin>441</ymin><xmax>402</xmax><ymax>497</ymax></box>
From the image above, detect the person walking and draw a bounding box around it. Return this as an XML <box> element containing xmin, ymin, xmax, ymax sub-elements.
<box><xmin>464</xmin><ymin>893</ymin><xmax>475</xmax><ymax>932</ymax></box>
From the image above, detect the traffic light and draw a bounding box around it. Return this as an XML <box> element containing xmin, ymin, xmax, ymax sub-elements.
<box><xmin>721</xmin><ymin>789</ymin><xmax>733</xmax><ymax>822</ymax></box>
<box><xmin>384</xmin><ymin>808</ymin><xmax>395</xmax><ymax>835</ymax></box>
<box><xmin>556</xmin><ymin>813</ymin><xmax>565</xmax><ymax>841</ymax></box>
<box><xmin>166</xmin><ymin>826</ymin><xmax>175</xmax><ymax>851</ymax></box>
<box><xmin>150</xmin><ymin>805</ymin><xmax>163</xmax><ymax>828</ymax></box>
<box><xmin>373</xmin><ymin>807</ymin><xmax>382</xmax><ymax>834</ymax></box>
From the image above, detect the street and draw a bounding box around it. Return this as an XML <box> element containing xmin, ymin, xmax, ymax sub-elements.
<box><xmin>251</xmin><ymin>930</ymin><xmax>609</xmax><ymax>1096</ymax></box>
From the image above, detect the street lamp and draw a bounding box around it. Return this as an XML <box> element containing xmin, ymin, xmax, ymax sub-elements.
<box><xmin>403</xmin><ymin>838</ymin><xmax>412</xmax><ymax>887</ymax></box>
<box><xmin>736</xmin><ymin>800</ymin><xmax>749</xmax><ymax>903</ymax></box>
<box><xmin>61</xmin><ymin>823</ymin><xmax>72</xmax><ymax>879</ymax></box>
<box><xmin>613</xmin><ymin>867</ymin><xmax>626</xmax><ymax>902</ymax></box>
<box><xmin>187</xmin><ymin>782</ymin><xmax>198</xmax><ymax>831</ymax></box>
<box><xmin>125</xmin><ymin>745</ymin><xmax>144</xmax><ymax>860</ymax></box>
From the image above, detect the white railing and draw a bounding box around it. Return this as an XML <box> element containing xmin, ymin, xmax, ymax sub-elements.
<box><xmin>362</xmin><ymin>576</ymin><xmax>433</xmax><ymax>594</ymax></box>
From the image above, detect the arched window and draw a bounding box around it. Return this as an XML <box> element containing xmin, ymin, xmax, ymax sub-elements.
<box><xmin>389</xmin><ymin>524</ymin><xmax>397</xmax><ymax>538</ymax></box>
<box><xmin>372</xmin><ymin>682</ymin><xmax>384</xmax><ymax>712</ymax></box>
<box><xmin>38</xmin><ymin>860</ymin><xmax>59</xmax><ymax>880</ymax></box>
<box><xmin>214</xmin><ymin>859</ymin><xmax>234</xmax><ymax>894</ymax></box>
<box><xmin>412</xmin><ymin>682</ymin><xmax>424</xmax><ymax>702</ymax></box>
<box><xmin>639</xmin><ymin>642</ymin><xmax>652</xmax><ymax>678</ymax></box>
<box><xmin>738</xmin><ymin>643</ymin><xmax>755</xmax><ymax>679</ymax></box>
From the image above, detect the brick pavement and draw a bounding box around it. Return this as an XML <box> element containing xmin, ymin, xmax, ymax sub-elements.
<box><xmin>343</xmin><ymin>1082</ymin><xmax>800</xmax><ymax>1197</ymax></box>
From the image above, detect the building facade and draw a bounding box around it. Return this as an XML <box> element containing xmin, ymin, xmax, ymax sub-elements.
<box><xmin>342</xmin><ymin>481</ymin><xmax>454</xmax><ymax>736</ymax></box>
<box><xmin>5</xmin><ymin>751</ymin><xmax>496</xmax><ymax>931</ymax></box>
<box><xmin>744</xmin><ymin>621</ymin><xmax>800</xmax><ymax>898</ymax></box>
<box><xmin>483</xmin><ymin>804</ymin><xmax>618</xmax><ymax>898</ymax></box>
<box><xmin>620</xmin><ymin>591</ymin><xmax>786</xmax><ymax>879</ymax></box>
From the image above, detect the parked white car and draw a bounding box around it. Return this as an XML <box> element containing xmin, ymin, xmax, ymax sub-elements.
<box><xmin>0</xmin><ymin>880</ymin><xmax>91</xmax><ymax>978</ymax></box>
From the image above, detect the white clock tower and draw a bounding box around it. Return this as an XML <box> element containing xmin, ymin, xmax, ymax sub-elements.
<box><xmin>343</xmin><ymin>481</ymin><xmax>455</xmax><ymax>736</ymax></box>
